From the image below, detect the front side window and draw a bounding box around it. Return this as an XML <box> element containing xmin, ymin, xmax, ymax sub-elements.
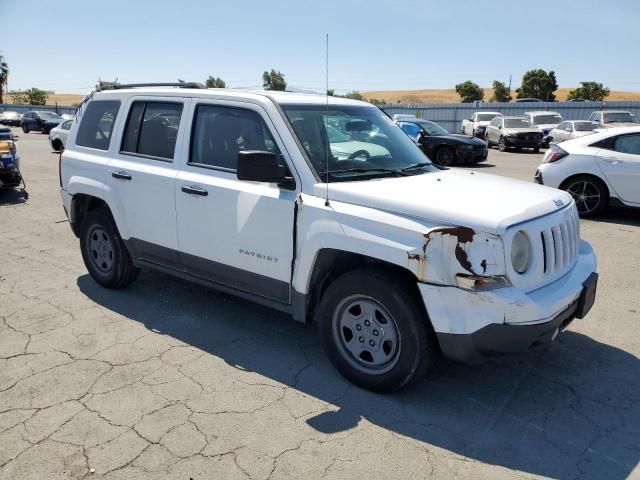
<box><xmin>282</xmin><ymin>104</ymin><xmax>435</xmax><ymax>182</ymax></box>
<box><xmin>76</xmin><ymin>100</ymin><xmax>120</xmax><ymax>150</ymax></box>
<box><xmin>190</xmin><ymin>105</ymin><xmax>281</xmax><ymax>170</ymax></box>
<box><xmin>121</xmin><ymin>101</ymin><xmax>183</xmax><ymax>160</ymax></box>
<box><xmin>614</xmin><ymin>134</ymin><xmax>640</xmax><ymax>155</ymax></box>
<box><xmin>61</xmin><ymin>120</ymin><xmax>73</xmax><ymax>130</ymax></box>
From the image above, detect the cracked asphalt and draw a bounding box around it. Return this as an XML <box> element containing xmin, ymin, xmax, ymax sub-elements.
<box><xmin>1</xmin><ymin>130</ymin><xmax>639</xmax><ymax>479</ymax></box>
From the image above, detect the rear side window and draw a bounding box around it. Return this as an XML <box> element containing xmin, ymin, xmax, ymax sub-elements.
<box><xmin>614</xmin><ymin>134</ymin><xmax>640</xmax><ymax>155</ymax></box>
<box><xmin>76</xmin><ymin>101</ymin><xmax>120</xmax><ymax>150</ymax></box>
<box><xmin>189</xmin><ymin>105</ymin><xmax>281</xmax><ymax>170</ymax></box>
<box><xmin>121</xmin><ymin>101</ymin><xmax>183</xmax><ymax>160</ymax></box>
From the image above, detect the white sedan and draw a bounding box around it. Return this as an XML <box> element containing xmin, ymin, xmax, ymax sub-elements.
<box><xmin>548</xmin><ymin>120</ymin><xmax>600</xmax><ymax>144</ymax></box>
<box><xmin>48</xmin><ymin>119</ymin><xmax>73</xmax><ymax>151</ymax></box>
<box><xmin>535</xmin><ymin>126</ymin><xmax>640</xmax><ymax>216</ymax></box>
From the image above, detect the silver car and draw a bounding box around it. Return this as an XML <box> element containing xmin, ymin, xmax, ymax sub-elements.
<box><xmin>588</xmin><ymin>110</ymin><xmax>640</xmax><ymax>128</ymax></box>
<box><xmin>48</xmin><ymin>119</ymin><xmax>74</xmax><ymax>151</ymax></box>
<box><xmin>548</xmin><ymin>120</ymin><xmax>599</xmax><ymax>144</ymax></box>
<box><xmin>485</xmin><ymin>116</ymin><xmax>542</xmax><ymax>152</ymax></box>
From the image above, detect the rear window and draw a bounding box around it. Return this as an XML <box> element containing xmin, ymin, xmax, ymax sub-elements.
<box><xmin>75</xmin><ymin>101</ymin><xmax>120</xmax><ymax>150</ymax></box>
<box><xmin>121</xmin><ymin>101</ymin><xmax>183</xmax><ymax>160</ymax></box>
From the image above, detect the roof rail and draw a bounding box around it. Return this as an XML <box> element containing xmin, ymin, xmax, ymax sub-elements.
<box><xmin>99</xmin><ymin>82</ymin><xmax>205</xmax><ymax>91</ymax></box>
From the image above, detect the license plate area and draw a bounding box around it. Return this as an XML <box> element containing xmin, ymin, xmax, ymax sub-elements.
<box><xmin>576</xmin><ymin>272</ymin><xmax>598</xmax><ymax>319</ymax></box>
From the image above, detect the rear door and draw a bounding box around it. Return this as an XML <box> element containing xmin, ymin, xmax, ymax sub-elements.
<box><xmin>174</xmin><ymin>100</ymin><xmax>297</xmax><ymax>303</ymax></box>
<box><xmin>107</xmin><ymin>97</ymin><xmax>189</xmax><ymax>269</ymax></box>
<box><xmin>596</xmin><ymin>133</ymin><xmax>640</xmax><ymax>204</ymax></box>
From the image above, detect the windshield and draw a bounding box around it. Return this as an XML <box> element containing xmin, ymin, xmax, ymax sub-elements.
<box><xmin>603</xmin><ymin>112</ymin><xmax>638</xmax><ymax>124</ymax></box>
<box><xmin>477</xmin><ymin>113</ymin><xmax>499</xmax><ymax>122</ymax></box>
<box><xmin>282</xmin><ymin>105</ymin><xmax>435</xmax><ymax>182</ymax></box>
<box><xmin>532</xmin><ymin>114</ymin><xmax>562</xmax><ymax>125</ymax></box>
<box><xmin>38</xmin><ymin>112</ymin><xmax>62</xmax><ymax>120</ymax></box>
<box><xmin>505</xmin><ymin>118</ymin><xmax>533</xmax><ymax>128</ymax></box>
<box><xmin>574</xmin><ymin>121</ymin><xmax>598</xmax><ymax>132</ymax></box>
<box><xmin>417</xmin><ymin>121</ymin><xmax>449</xmax><ymax>135</ymax></box>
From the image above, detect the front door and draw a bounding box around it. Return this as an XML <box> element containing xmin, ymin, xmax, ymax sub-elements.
<box><xmin>596</xmin><ymin>133</ymin><xmax>640</xmax><ymax>204</ymax></box>
<box><xmin>175</xmin><ymin>101</ymin><xmax>296</xmax><ymax>303</ymax></box>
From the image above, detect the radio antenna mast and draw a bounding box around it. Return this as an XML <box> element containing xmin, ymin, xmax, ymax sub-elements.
<box><xmin>324</xmin><ymin>33</ymin><xmax>330</xmax><ymax>207</ymax></box>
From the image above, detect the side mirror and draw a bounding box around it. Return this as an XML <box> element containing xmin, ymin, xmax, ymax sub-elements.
<box><xmin>237</xmin><ymin>150</ymin><xmax>293</xmax><ymax>187</ymax></box>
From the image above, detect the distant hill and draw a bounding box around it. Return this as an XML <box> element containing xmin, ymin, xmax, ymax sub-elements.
<box><xmin>362</xmin><ymin>88</ymin><xmax>640</xmax><ymax>104</ymax></box>
<box><xmin>3</xmin><ymin>93</ymin><xmax>86</xmax><ymax>107</ymax></box>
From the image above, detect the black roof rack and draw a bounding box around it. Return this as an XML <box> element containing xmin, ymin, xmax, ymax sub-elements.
<box><xmin>100</xmin><ymin>82</ymin><xmax>205</xmax><ymax>91</ymax></box>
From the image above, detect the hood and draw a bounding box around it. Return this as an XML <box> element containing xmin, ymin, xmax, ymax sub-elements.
<box><xmin>315</xmin><ymin>169</ymin><xmax>571</xmax><ymax>235</ymax></box>
<box><xmin>504</xmin><ymin>127</ymin><xmax>539</xmax><ymax>135</ymax></box>
<box><xmin>435</xmin><ymin>134</ymin><xmax>485</xmax><ymax>145</ymax></box>
<box><xmin>330</xmin><ymin>140</ymin><xmax>390</xmax><ymax>158</ymax></box>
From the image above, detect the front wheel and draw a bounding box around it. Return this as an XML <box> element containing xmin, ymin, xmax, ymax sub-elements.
<box><xmin>80</xmin><ymin>209</ymin><xmax>140</xmax><ymax>288</ymax></box>
<box><xmin>498</xmin><ymin>137</ymin><xmax>507</xmax><ymax>152</ymax></box>
<box><xmin>434</xmin><ymin>146</ymin><xmax>456</xmax><ymax>166</ymax></box>
<box><xmin>317</xmin><ymin>268</ymin><xmax>437</xmax><ymax>392</ymax></box>
<box><xmin>22</xmin><ymin>125</ymin><xmax>29</xmax><ymax>133</ymax></box>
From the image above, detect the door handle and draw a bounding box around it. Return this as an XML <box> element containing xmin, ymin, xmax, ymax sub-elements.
<box><xmin>112</xmin><ymin>171</ymin><xmax>132</xmax><ymax>180</ymax></box>
<box><xmin>181</xmin><ymin>185</ymin><xmax>208</xmax><ymax>196</ymax></box>
<box><xmin>602</xmin><ymin>158</ymin><xmax>623</xmax><ymax>164</ymax></box>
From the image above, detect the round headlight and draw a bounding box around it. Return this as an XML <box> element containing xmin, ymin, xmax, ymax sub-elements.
<box><xmin>511</xmin><ymin>231</ymin><xmax>532</xmax><ymax>274</ymax></box>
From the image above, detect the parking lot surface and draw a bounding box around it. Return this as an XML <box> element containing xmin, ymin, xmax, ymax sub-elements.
<box><xmin>1</xmin><ymin>131</ymin><xmax>638</xmax><ymax>480</ymax></box>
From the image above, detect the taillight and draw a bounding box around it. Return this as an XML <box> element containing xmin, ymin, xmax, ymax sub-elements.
<box><xmin>543</xmin><ymin>145</ymin><xmax>568</xmax><ymax>163</ymax></box>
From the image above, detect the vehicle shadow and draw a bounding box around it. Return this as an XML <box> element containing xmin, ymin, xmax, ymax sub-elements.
<box><xmin>78</xmin><ymin>273</ymin><xmax>639</xmax><ymax>479</ymax></box>
<box><xmin>585</xmin><ymin>207</ymin><xmax>640</xmax><ymax>228</ymax></box>
<box><xmin>0</xmin><ymin>189</ymin><xmax>28</xmax><ymax>206</ymax></box>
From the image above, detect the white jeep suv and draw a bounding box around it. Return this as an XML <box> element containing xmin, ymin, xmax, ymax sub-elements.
<box><xmin>59</xmin><ymin>84</ymin><xmax>598</xmax><ymax>392</ymax></box>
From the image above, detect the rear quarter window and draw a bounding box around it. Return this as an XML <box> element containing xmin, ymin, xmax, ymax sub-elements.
<box><xmin>75</xmin><ymin>100</ymin><xmax>121</xmax><ymax>150</ymax></box>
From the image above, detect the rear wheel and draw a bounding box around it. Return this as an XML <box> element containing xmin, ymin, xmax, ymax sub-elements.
<box><xmin>51</xmin><ymin>139</ymin><xmax>63</xmax><ymax>152</ymax></box>
<box><xmin>317</xmin><ymin>268</ymin><xmax>437</xmax><ymax>392</ymax></box>
<box><xmin>22</xmin><ymin>125</ymin><xmax>29</xmax><ymax>133</ymax></box>
<box><xmin>562</xmin><ymin>175</ymin><xmax>609</xmax><ymax>216</ymax></box>
<box><xmin>533</xmin><ymin>147</ymin><xmax>540</xmax><ymax>153</ymax></box>
<box><xmin>80</xmin><ymin>209</ymin><xmax>139</xmax><ymax>288</ymax></box>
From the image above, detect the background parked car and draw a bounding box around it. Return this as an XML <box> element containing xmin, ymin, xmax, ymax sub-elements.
<box><xmin>0</xmin><ymin>111</ymin><xmax>22</xmax><ymax>126</ymax></box>
<box><xmin>21</xmin><ymin>111</ymin><xmax>64</xmax><ymax>134</ymax></box>
<box><xmin>61</xmin><ymin>113</ymin><xmax>75</xmax><ymax>121</ymax></box>
<box><xmin>48</xmin><ymin>119</ymin><xmax>74</xmax><ymax>151</ymax></box>
<box><xmin>515</xmin><ymin>98</ymin><xmax>544</xmax><ymax>103</ymax></box>
<box><xmin>485</xmin><ymin>116</ymin><xmax>542</xmax><ymax>152</ymax></box>
<box><xmin>461</xmin><ymin>111</ymin><xmax>502</xmax><ymax>138</ymax></box>
<box><xmin>523</xmin><ymin>111</ymin><xmax>563</xmax><ymax>145</ymax></box>
<box><xmin>548</xmin><ymin>120</ymin><xmax>600</xmax><ymax>143</ymax></box>
<box><xmin>588</xmin><ymin>110</ymin><xmax>639</xmax><ymax>129</ymax></box>
<box><xmin>536</xmin><ymin>126</ymin><xmax>640</xmax><ymax>215</ymax></box>
<box><xmin>397</xmin><ymin>119</ymin><xmax>487</xmax><ymax>166</ymax></box>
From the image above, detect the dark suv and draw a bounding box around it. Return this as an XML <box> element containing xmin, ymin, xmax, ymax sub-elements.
<box><xmin>21</xmin><ymin>111</ymin><xmax>64</xmax><ymax>134</ymax></box>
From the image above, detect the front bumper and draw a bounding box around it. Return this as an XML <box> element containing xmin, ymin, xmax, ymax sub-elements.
<box><xmin>418</xmin><ymin>240</ymin><xmax>597</xmax><ymax>363</ymax></box>
<box><xmin>504</xmin><ymin>136</ymin><xmax>541</xmax><ymax>148</ymax></box>
<box><xmin>457</xmin><ymin>146</ymin><xmax>488</xmax><ymax>163</ymax></box>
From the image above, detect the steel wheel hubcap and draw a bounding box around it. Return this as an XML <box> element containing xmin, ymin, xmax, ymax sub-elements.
<box><xmin>567</xmin><ymin>181</ymin><xmax>600</xmax><ymax>214</ymax></box>
<box><xmin>332</xmin><ymin>296</ymin><xmax>401</xmax><ymax>375</ymax></box>
<box><xmin>88</xmin><ymin>226</ymin><xmax>114</xmax><ymax>273</ymax></box>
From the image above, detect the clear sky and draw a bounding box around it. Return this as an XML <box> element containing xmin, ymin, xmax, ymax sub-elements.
<box><xmin>2</xmin><ymin>0</ymin><xmax>639</xmax><ymax>94</ymax></box>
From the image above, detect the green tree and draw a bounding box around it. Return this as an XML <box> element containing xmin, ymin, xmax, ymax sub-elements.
<box><xmin>567</xmin><ymin>81</ymin><xmax>610</xmax><ymax>101</ymax></box>
<box><xmin>326</xmin><ymin>89</ymin><xmax>335</xmax><ymax>96</ymax></box>
<box><xmin>367</xmin><ymin>98</ymin><xmax>387</xmax><ymax>106</ymax></box>
<box><xmin>262</xmin><ymin>69</ymin><xmax>287</xmax><ymax>91</ymax></box>
<box><xmin>455</xmin><ymin>80</ymin><xmax>484</xmax><ymax>103</ymax></box>
<box><xmin>15</xmin><ymin>88</ymin><xmax>48</xmax><ymax>105</ymax></box>
<box><xmin>0</xmin><ymin>53</ymin><xmax>8</xmax><ymax>104</ymax></box>
<box><xmin>490</xmin><ymin>80</ymin><xmax>512</xmax><ymax>102</ymax></box>
<box><xmin>343</xmin><ymin>91</ymin><xmax>364</xmax><ymax>100</ymax></box>
<box><xmin>516</xmin><ymin>69</ymin><xmax>558</xmax><ymax>101</ymax></box>
<box><xmin>205</xmin><ymin>76</ymin><xmax>226</xmax><ymax>88</ymax></box>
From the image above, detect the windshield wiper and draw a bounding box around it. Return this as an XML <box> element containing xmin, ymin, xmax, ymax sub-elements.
<box><xmin>320</xmin><ymin>167</ymin><xmax>408</xmax><ymax>177</ymax></box>
<box><xmin>400</xmin><ymin>162</ymin><xmax>432</xmax><ymax>172</ymax></box>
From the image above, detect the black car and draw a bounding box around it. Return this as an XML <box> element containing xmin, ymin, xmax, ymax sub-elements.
<box><xmin>21</xmin><ymin>111</ymin><xmax>63</xmax><ymax>134</ymax></box>
<box><xmin>396</xmin><ymin>119</ymin><xmax>488</xmax><ymax>166</ymax></box>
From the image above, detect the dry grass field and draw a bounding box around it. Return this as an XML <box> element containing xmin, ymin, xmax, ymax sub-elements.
<box><xmin>3</xmin><ymin>88</ymin><xmax>640</xmax><ymax>107</ymax></box>
<box><xmin>363</xmin><ymin>87</ymin><xmax>640</xmax><ymax>104</ymax></box>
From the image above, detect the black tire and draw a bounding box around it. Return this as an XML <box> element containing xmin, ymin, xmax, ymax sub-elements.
<box><xmin>22</xmin><ymin>125</ymin><xmax>29</xmax><ymax>134</ymax></box>
<box><xmin>498</xmin><ymin>137</ymin><xmax>507</xmax><ymax>152</ymax></box>
<box><xmin>52</xmin><ymin>139</ymin><xmax>63</xmax><ymax>152</ymax></box>
<box><xmin>80</xmin><ymin>208</ymin><xmax>139</xmax><ymax>288</ymax></box>
<box><xmin>561</xmin><ymin>175</ymin><xmax>609</xmax><ymax>217</ymax></box>
<box><xmin>434</xmin><ymin>146</ymin><xmax>456</xmax><ymax>166</ymax></box>
<box><xmin>533</xmin><ymin>147</ymin><xmax>540</xmax><ymax>153</ymax></box>
<box><xmin>316</xmin><ymin>268</ymin><xmax>437</xmax><ymax>392</ymax></box>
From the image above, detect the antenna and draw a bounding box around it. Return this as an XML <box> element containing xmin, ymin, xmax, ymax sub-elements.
<box><xmin>324</xmin><ymin>33</ymin><xmax>330</xmax><ymax>207</ymax></box>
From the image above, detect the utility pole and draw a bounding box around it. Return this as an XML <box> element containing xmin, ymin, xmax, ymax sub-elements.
<box><xmin>508</xmin><ymin>74</ymin><xmax>512</xmax><ymax>98</ymax></box>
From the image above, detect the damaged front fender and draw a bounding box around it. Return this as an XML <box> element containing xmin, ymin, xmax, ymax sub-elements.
<box><xmin>407</xmin><ymin>226</ymin><xmax>506</xmax><ymax>285</ymax></box>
